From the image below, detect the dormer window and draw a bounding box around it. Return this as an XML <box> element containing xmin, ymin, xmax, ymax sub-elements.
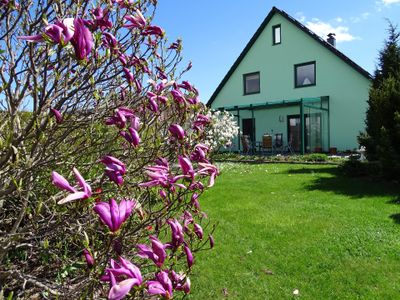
<box><xmin>272</xmin><ymin>24</ymin><xmax>281</xmax><ymax>45</ymax></box>
<box><xmin>295</xmin><ymin>61</ymin><xmax>316</xmax><ymax>88</ymax></box>
<box><xmin>243</xmin><ymin>72</ymin><xmax>260</xmax><ymax>95</ymax></box>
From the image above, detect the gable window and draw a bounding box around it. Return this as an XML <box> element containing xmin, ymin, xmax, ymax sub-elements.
<box><xmin>243</xmin><ymin>72</ymin><xmax>260</xmax><ymax>95</ymax></box>
<box><xmin>295</xmin><ymin>61</ymin><xmax>316</xmax><ymax>88</ymax></box>
<box><xmin>272</xmin><ymin>24</ymin><xmax>281</xmax><ymax>45</ymax></box>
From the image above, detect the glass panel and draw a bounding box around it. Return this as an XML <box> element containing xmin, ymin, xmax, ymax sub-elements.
<box><xmin>296</xmin><ymin>63</ymin><xmax>315</xmax><ymax>87</ymax></box>
<box><xmin>274</xmin><ymin>26</ymin><xmax>281</xmax><ymax>44</ymax></box>
<box><xmin>303</xmin><ymin>98</ymin><xmax>329</xmax><ymax>153</ymax></box>
<box><xmin>245</xmin><ymin>74</ymin><xmax>260</xmax><ymax>94</ymax></box>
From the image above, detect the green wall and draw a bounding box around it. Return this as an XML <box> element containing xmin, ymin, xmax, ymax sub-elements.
<box><xmin>211</xmin><ymin>13</ymin><xmax>371</xmax><ymax>151</ymax></box>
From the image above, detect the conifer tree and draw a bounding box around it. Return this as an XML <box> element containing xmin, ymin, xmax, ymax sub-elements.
<box><xmin>359</xmin><ymin>22</ymin><xmax>400</xmax><ymax>178</ymax></box>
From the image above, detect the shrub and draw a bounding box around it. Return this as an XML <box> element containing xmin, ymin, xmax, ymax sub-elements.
<box><xmin>204</xmin><ymin>110</ymin><xmax>239</xmax><ymax>152</ymax></box>
<box><xmin>0</xmin><ymin>1</ymin><xmax>216</xmax><ymax>299</ymax></box>
<box><xmin>303</xmin><ymin>153</ymin><xmax>328</xmax><ymax>162</ymax></box>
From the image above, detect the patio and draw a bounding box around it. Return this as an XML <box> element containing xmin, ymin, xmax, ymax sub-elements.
<box><xmin>219</xmin><ymin>96</ymin><xmax>330</xmax><ymax>155</ymax></box>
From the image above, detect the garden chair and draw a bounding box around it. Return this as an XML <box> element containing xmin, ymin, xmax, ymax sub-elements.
<box><xmin>273</xmin><ymin>133</ymin><xmax>283</xmax><ymax>153</ymax></box>
<box><xmin>283</xmin><ymin>135</ymin><xmax>295</xmax><ymax>155</ymax></box>
<box><xmin>260</xmin><ymin>134</ymin><xmax>273</xmax><ymax>155</ymax></box>
<box><xmin>241</xmin><ymin>135</ymin><xmax>251</xmax><ymax>154</ymax></box>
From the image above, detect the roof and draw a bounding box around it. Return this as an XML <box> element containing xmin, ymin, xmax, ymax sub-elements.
<box><xmin>207</xmin><ymin>6</ymin><xmax>372</xmax><ymax>107</ymax></box>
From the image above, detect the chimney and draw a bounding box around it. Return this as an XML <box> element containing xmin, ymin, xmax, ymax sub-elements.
<box><xmin>327</xmin><ymin>33</ymin><xmax>336</xmax><ymax>47</ymax></box>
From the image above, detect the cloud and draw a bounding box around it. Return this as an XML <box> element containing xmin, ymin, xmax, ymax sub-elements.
<box><xmin>295</xmin><ymin>11</ymin><xmax>306</xmax><ymax>22</ymax></box>
<box><xmin>335</xmin><ymin>17</ymin><xmax>344</xmax><ymax>23</ymax></box>
<box><xmin>306</xmin><ymin>19</ymin><xmax>357</xmax><ymax>42</ymax></box>
<box><xmin>351</xmin><ymin>12</ymin><xmax>370</xmax><ymax>23</ymax></box>
<box><xmin>361</xmin><ymin>12</ymin><xmax>371</xmax><ymax>19</ymax></box>
<box><xmin>381</xmin><ymin>0</ymin><xmax>400</xmax><ymax>5</ymax></box>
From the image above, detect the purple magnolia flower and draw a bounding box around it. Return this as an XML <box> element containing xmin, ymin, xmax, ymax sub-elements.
<box><xmin>159</xmin><ymin>189</ymin><xmax>167</xmax><ymax>198</ymax></box>
<box><xmin>168</xmin><ymin>124</ymin><xmax>185</xmax><ymax>140</ymax></box>
<box><xmin>52</xmin><ymin>167</ymin><xmax>92</xmax><ymax>204</ymax></box>
<box><xmin>71</xmin><ymin>18</ymin><xmax>93</xmax><ymax>60</ymax></box>
<box><xmin>194</xmin><ymin>223</ymin><xmax>204</xmax><ymax>240</ymax></box>
<box><xmin>101</xmin><ymin>256</ymin><xmax>142</xmax><ymax>300</ymax></box>
<box><xmin>209</xmin><ymin>234</ymin><xmax>215</xmax><ymax>249</ymax></box>
<box><xmin>191</xmin><ymin>193</ymin><xmax>201</xmax><ymax>210</ymax></box>
<box><xmin>103</xmin><ymin>32</ymin><xmax>118</xmax><ymax>50</ymax></box>
<box><xmin>167</xmin><ymin>219</ymin><xmax>185</xmax><ymax>248</ymax></box>
<box><xmin>187</xmin><ymin>96</ymin><xmax>200</xmax><ymax>105</ymax></box>
<box><xmin>57</xmin><ymin>18</ymin><xmax>75</xmax><ymax>43</ymax></box>
<box><xmin>147</xmin><ymin>92</ymin><xmax>168</xmax><ymax>112</ymax></box>
<box><xmin>100</xmin><ymin>155</ymin><xmax>126</xmax><ymax>185</ymax></box>
<box><xmin>168</xmin><ymin>39</ymin><xmax>182</xmax><ymax>50</ymax></box>
<box><xmin>170</xmin><ymin>271</ymin><xmax>191</xmax><ymax>294</ymax></box>
<box><xmin>105</xmin><ymin>107</ymin><xmax>136</xmax><ymax>129</ymax></box>
<box><xmin>91</xmin><ymin>7</ymin><xmax>112</xmax><ymax>31</ymax></box>
<box><xmin>118</xmin><ymin>53</ymin><xmax>128</xmax><ymax>65</ymax></box>
<box><xmin>184</xmin><ymin>245</ymin><xmax>193</xmax><ymax>268</ymax></box>
<box><xmin>142</xmin><ymin>25</ymin><xmax>164</xmax><ymax>37</ymax></box>
<box><xmin>170</xmin><ymin>89</ymin><xmax>186</xmax><ymax>104</ymax></box>
<box><xmin>178</xmin><ymin>81</ymin><xmax>198</xmax><ymax>94</ymax></box>
<box><xmin>134</xmin><ymin>78</ymin><xmax>142</xmax><ymax>93</ymax></box>
<box><xmin>123</xmin><ymin>10</ymin><xmax>147</xmax><ymax>29</ymax></box>
<box><xmin>178</xmin><ymin>156</ymin><xmax>194</xmax><ymax>179</ymax></box>
<box><xmin>190</xmin><ymin>144</ymin><xmax>210</xmax><ymax>163</ymax></box>
<box><xmin>18</xmin><ymin>18</ymin><xmax>74</xmax><ymax>44</ymax></box>
<box><xmin>156</xmin><ymin>67</ymin><xmax>168</xmax><ymax>80</ymax></box>
<box><xmin>83</xmin><ymin>249</ymin><xmax>95</xmax><ymax>267</ymax></box>
<box><xmin>137</xmin><ymin>235</ymin><xmax>167</xmax><ymax>267</ymax></box>
<box><xmin>17</xmin><ymin>34</ymin><xmax>44</xmax><ymax>42</ymax></box>
<box><xmin>50</xmin><ymin>108</ymin><xmax>63</xmax><ymax>124</ymax></box>
<box><xmin>182</xmin><ymin>210</ymin><xmax>193</xmax><ymax>232</ymax></box>
<box><xmin>147</xmin><ymin>92</ymin><xmax>168</xmax><ymax>104</ymax></box>
<box><xmin>198</xmin><ymin>162</ymin><xmax>219</xmax><ymax>187</ymax></box>
<box><xmin>193</xmin><ymin>114</ymin><xmax>210</xmax><ymax>131</ymax></box>
<box><xmin>120</xmin><ymin>127</ymin><xmax>140</xmax><ymax>147</ymax></box>
<box><xmin>147</xmin><ymin>271</ymin><xmax>173</xmax><ymax>299</ymax></box>
<box><xmin>148</xmin><ymin>79</ymin><xmax>174</xmax><ymax>94</ymax></box>
<box><xmin>123</xmin><ymin>67</ymin><xmax>134</xmax><ymax>85</ymax></box>
<box><xmin>139</xmin><ymin>159</ymin><xmax>186</xmax><ymax>191</ymax></box>
<box><xmin>93</xmin><ymin>199</ymin><xmax>135</xmax><ymax>232</ymax></box>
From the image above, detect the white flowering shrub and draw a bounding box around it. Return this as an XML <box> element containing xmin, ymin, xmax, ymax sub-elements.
<box><xmin>205</xmin><ymin>110</ymin><xmax>239</xmax><ymax>151</ymax></box>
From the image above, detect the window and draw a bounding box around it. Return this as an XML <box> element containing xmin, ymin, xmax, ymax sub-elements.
<box><xmin>295</xmin><ymin>61</ymin><xmax>316</xmax><ymax>88</ymax></box>
<box><xmin>243</xmin><ymin>72</ymin><xmax>260</xmax><ymax>95</ymax></box>
<box><xmin>272</xmin><ymin>24</ymin><xmax>281</xmax><ymax>45</ymax></box>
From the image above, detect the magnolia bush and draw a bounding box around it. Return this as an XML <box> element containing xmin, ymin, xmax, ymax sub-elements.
<box><xmin>204</xmin><ymin>110</ymin><xmax>239</xmax><ymax>151</ymax></box>
<box><xmin>0</xmin><ymin>1</ymin><xmax>217</xmax><ymax>299</ymax></box>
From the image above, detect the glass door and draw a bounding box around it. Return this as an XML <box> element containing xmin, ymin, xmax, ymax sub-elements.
<box><xmin>287</xmin><ymin>115</ymin><xmax>301</xmax><ymax>152</ymax></box>
<box><xmin>287</xmin><ymin>114</ymin><xmax>322</xmax><ymax>153</ymax></box>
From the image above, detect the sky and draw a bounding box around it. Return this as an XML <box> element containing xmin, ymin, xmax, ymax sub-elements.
<box><xmin>154</xmin><ymin>0</ymin><xmax>400</xmax><ymax>103</ymax></box>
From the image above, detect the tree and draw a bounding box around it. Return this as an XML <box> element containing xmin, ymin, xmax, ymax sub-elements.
<box><xmin>0</xmin><ymin>1</ymin><xmax>217</xmax><ymax>298</ymax></box>
<box><xmin>358</xmin><ymin>22</ymin><xmax>400</xmax><ymax>178</ymax></box>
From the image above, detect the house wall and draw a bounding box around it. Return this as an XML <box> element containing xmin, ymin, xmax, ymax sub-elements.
<box><xmin>211</xmin><ymin>13</ymin><xmax>371</xmax><ymax>151</ymax></box>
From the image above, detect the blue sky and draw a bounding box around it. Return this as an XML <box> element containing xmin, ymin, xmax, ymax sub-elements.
<box><xmin>154</xmin><ymin>0</ymin><xmax>400</xmax><ymax>102</ymax></box>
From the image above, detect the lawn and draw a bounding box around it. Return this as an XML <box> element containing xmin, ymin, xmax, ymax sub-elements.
<box><xmin>189</xmin><ymin>163</ymin><xmax>400</xmax><ymax>299</ymax></box>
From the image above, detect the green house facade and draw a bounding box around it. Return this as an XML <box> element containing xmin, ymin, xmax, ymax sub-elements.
<box><xmin>207</xmin><ymin>7</ymin><xmax>371</xmax><ymax>154</ymax></box>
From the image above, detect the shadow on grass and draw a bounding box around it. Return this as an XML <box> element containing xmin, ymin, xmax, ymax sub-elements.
<box><xmin>286</xmin><ymin>167</ymin><xmax>339</xmax><ymax>175</ymax></box>
<box><xmin>389</xmin><ymin>213</ymin><xmax>400</xmax><ymax>224</ymax></box>
<box><xmin>286</xmin><ymin>166</ymin><xmax>400</xmax><ymax>200</ymax></box>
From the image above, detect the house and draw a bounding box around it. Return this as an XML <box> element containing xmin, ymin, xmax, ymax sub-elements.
<box><xmin>207</xmin><ymin>7</ymin><xmax>371</xmax><ymax>154</ymax></box>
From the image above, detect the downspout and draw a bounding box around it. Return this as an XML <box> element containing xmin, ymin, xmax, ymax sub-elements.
<box><xmin>236</xmin><ymin>106</ymin><xmax>240</xmax><ymax>152</ymax></box>
<box><xmin>251</xmin><ymin>104</ymin><xmax>255</xmax><ymax>151</ymax></box>
<box><xmin>300</xmin><ymin>98</ymin><xmax>305</xmax><ymax>155</ymax></box>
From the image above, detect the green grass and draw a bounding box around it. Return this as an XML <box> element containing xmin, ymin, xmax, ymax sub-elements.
<box><xmin>189</xmin><ymin>163</ymin><xmax>400</xmax><ymax>299</ymax></box>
